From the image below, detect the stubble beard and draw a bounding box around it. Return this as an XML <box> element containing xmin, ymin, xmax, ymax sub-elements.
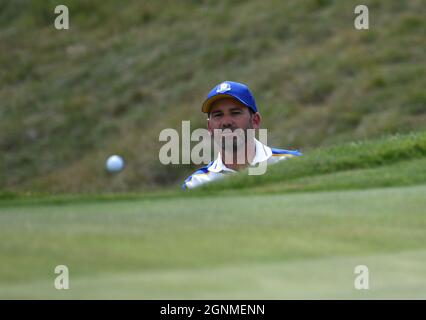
<box><xmin>214</xmin><ymin>123</ymin><xmax>254</xmax><ymax>164</ymax></box>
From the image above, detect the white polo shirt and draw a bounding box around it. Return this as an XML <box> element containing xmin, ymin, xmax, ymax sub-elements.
<box><xmin>182</xmin><ymin>138</ymin><xmax>301</xmax><ymax>190</ymax></box>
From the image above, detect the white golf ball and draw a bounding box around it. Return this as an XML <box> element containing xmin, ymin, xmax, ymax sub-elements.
<box><xmin>106</xmin><ymin>155</ymin><xmax>125</xmax><ymax>173</ymax></box>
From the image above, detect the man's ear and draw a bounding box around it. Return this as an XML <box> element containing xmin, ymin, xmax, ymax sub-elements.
<box><xmin>252</xmin><ymin>112</ymin><xmax>261</xmax><ymax>129</ymax></box>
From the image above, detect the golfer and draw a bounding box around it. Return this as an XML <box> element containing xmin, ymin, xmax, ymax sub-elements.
<box><xmin>183</xmin><ymin>81</ymin><xmax>301</xmax><ymax>189</ymax></box>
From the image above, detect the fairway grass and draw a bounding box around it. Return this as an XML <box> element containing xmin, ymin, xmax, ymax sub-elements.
<box><xmin>2</xmin><ymin>250</ymin><xmax>426</xmax><ymax>299</ymax></box>
<box><xmin>1</xmin><ymin>184</ymin><xmax>426</xmax><ymax>299</ymax></box>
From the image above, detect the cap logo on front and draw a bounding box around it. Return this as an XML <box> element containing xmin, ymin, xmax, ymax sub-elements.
<box><xmin>216</xmin><ymin>82</ymin><xmax>231</xmax><ymax>93</ymax></box>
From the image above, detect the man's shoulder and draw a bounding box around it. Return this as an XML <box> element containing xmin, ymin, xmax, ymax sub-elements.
<box><xmin>270</xmin><ymin>147</ymin><xmax>302</xmax><ymax>157</ymax></box>
<box><xmin>182</xmin><ymin>162</ymin><xmax>214</xmax><ymax>190</ymax></box>
<box><xmin>266</xmin><ymin>147</ymin><xmax>302</xmax><ymax>165</ymax></box>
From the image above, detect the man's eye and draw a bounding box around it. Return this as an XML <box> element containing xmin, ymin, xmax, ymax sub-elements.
<box><xmin>213</xmin><ymin>113</ymin><xmax>222</xmax><ymax>118</ymax></box>
<box><xmin>232</xmin><ymin>111</ymin><xmax>242</xmax><ymax>115</ymax></box>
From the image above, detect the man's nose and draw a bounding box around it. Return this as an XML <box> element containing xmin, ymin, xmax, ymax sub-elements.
<box><xmin>221</xmin><ymin>115</ymin><xmax>234</xmax><ymax>129</ymax></box>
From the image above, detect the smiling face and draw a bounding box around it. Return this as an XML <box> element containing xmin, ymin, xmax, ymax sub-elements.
<box><xmin>207</xmin><ymin>97</ymin><xmax>261</xmax><ymax>151</ymax></box>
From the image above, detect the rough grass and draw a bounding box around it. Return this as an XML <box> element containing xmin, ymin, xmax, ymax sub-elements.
<box><xmin>1</xmin><ymin>0</ymin><xmax>425</xmax><ymax>193</ymax></box>
<box><xmin>194</xmin><ymin>131</ymin><xmax>426</xmax><ymax>193</ymax></box>
<box><xmin>1</xmin><ymin>130</ymin><xmax>425</xmax><ymax>205</ymax></box>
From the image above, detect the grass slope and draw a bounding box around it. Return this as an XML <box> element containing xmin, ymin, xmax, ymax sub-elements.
<box><xmin>1</xmin><ymin>131</ymin><xmax>425</xmax><ymax>205</ymax></box>
<box><xmin>196</xmin><ymin>131</ymin><xmax>426</xmax><ymax>193</ymax></box>
<box><xmin>1</xmin><ymin>0</ymin><xmax>425</xmax><ymax>193</ymax></box>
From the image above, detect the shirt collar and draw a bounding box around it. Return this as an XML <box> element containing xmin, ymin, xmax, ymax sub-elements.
<box><xmin>207</xmin><ymin>138</ymin><xmax>272</xmax><ymax>173</ymax></box>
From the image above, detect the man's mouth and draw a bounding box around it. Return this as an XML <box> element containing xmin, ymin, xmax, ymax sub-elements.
<box><xmin>220</xmin><ymin>128</ymin><xmax>239</xmax><ymax>134</ymax></box>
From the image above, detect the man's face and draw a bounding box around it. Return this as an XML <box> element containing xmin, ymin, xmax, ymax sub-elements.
<box><xmin>207</xmin><ymin>98</ymin><xmax>261</xmax><ymax>151</ymax></box>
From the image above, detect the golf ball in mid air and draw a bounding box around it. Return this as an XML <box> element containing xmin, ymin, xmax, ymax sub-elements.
<box><xmin>106</xmin><ymin>155</ymin><xmax>125</xmax><ymax>173</ymax></box>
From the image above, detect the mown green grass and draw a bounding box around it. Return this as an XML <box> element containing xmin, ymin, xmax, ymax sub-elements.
<box><xmin>1</xmin><ymin>132</ymin><xmax>425</xmax><ymax>299</ymax></box>
<box><xmin>2</xmin><ymin>250</ymin><xmax>426</xmax><ymax>299</ymax></box>
<box><xmin>1</xmin><ymin>184</ymin><xmax>426</xmax><ymax>299</ymax></box>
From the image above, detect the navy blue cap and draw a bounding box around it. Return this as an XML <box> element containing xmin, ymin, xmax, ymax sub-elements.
<box><xmin>202</xmin><ymin>81</ymin><xmax>258</xmax><ymax>113</ymax></box>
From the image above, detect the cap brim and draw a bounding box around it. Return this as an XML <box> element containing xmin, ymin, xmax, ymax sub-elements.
<box><xmin>201</xmin><ymin>94</ymin><xmax>248</xmax><ymax>113</ymax></box>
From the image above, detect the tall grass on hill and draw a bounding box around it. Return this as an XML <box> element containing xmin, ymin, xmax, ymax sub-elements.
<box><xmin>1</xmin><ymin>0</ymin><xmax>425</xmax><ymax>193</ymax></box>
